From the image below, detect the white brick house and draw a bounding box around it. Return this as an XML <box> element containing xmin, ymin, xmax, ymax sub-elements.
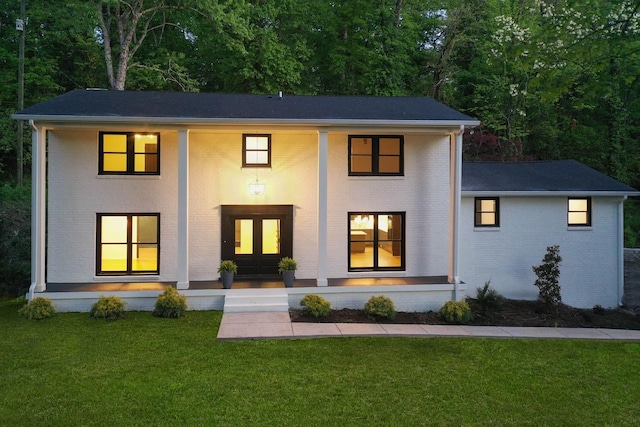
<box><xmin>13</xmin><ymin>90</ymin><xmax>637</xmax><ymax>311</ymax></box>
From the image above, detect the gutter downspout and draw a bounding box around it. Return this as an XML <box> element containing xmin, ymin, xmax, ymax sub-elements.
<box><xmin>618</xmin><ymin>197</ymin><xmax>626</xmax><ymax>306</ymax></box>
<box><xmin>450</xmin><ymin>125</ymin><xmax>464</xmax><ymax>300</ymax></box>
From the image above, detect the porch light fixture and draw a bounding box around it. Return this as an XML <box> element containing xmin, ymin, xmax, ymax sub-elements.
<box><xmin>249</xmin><ymin>178</ymin><xmax>265</xmax><ymax>196</ymax></box>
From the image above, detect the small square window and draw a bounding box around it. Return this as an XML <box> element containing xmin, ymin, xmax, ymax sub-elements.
<box><xmin>474</xmin><ymin>198</ymin><xmax>499</xmax><ymax>227</ymax></box>
<box><xmin>568</xmin><ymin>197</ymin><xmax>591</xmax><ymax>226</ymax></box>
<box><xmin>243</xmin><ymin>134</ymin><xmax>271</xmax><ymax>167</ymax></box>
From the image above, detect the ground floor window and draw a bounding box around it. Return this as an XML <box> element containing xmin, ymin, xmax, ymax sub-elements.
<box><xmin>349</xmin><ymin>212</ymin><xmax>404</xmax><ymax>271</ymax></box>
<box><xmin>97</xmin><ymin>213</ymin><xmax>160</xmax><ymax>275</ymax></box>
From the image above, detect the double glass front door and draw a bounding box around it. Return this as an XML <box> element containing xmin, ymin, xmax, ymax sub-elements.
<box><xmin>221</xmin><ymin>205</ymin><xmax>293</xmax><ymax>277</ymax></box>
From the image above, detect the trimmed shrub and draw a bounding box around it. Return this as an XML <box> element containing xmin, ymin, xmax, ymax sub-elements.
<box><xmin>474</xmin><ymin>280</ymin><xmax>504</xmax><ymax>315</ymax></box>
<box><xmin>153</xmin><ymin>287</ymin><xmax>187</xmax><ymax>318</ymax></box>
<box><xmin>300</xmin><ymin>294</ymin><xmax>331</xmax><ymax>318</ymax></box>
<box><xmin>532</xmin><ymin>245</ymin><xmax>562</xmax><ymax>307</ymax></box>
<box><xmin>18</xmin><ymin>297</ymin><xmax>56</xmax><ymax>320</ymax></box>
<box><xmin>364</xmin><ymin>295</ymin><xmax>396</xmax><ymax>320</ymax></box>
<box><xmin>439</xmin><ymin>300</ymin><xmax>473</xmax><ymax>324</ymax></box>
<box><xmin>90</xmin><ymin>296</ymin><xmax>126</xmax><ymax>321</ymax></box>
<box><xmin>10</xmin><ymin>295</ymin><xmax>27</xmax><ymax>306</ymax></box>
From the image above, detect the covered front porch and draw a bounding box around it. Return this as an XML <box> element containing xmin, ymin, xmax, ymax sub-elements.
<box><xmin>39</xmin><ymin>276</ymin><xmax>463</xmax><ymax>313</ymax></box>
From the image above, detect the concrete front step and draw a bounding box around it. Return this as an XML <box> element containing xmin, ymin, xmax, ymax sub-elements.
<box><xmin>223</xmin><ymin>289</ymin><xmax>290</xmax><ymax>313</ymax></box>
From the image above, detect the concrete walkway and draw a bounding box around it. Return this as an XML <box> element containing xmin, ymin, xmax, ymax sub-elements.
<box><xmin>217</xmin><ymin>312</ymin><xmax>640</xmax><ymax>341</ymax></box>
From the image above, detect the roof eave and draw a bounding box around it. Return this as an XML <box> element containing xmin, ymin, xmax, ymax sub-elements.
<box><xmin>12</xmin><ymin>113</ymin><xmax>480</xmax><ymax>128</ymax></box>
<box><xmin>462</xmin><ymin>191</ymin><xmax>638</xmax><ymax>197</ymax></box>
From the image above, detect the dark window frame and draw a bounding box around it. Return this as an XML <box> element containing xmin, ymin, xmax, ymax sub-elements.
<box><xmin>348</xmin><ymin>212</ymin><xmax>405</xmax><ymax>272</ymax></box>
<box><xmin>98</xmin><ymin>132</ymin><xmax>160</xmax><ymax>175</ymax></box>
<box><xmin>567</xmin><ymin>197</ymin><xmax>592</xmax><ymax>226</ymax></box>
<box><xmin>348</xmin><ymin>135</ymin><xmax>404</xmax><ymax>176</ymax></box>
<box><xmin>474</xmin><ymin>197</ymin><xmax>500</xmax><ymax>227</ymax></box>
<box><xmin>96</xmin><ymin>213</ymin><xmax>160</xmax><ymax>276</ymax></box>
<box><xmin>242</xmin><ymin>134</ymin><xmax>272</xmax><ymax>168</ymax></box>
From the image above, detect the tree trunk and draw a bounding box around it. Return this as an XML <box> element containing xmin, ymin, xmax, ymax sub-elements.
<box><xmin>97</xmin><ymin>0</ymin><xmax>160</xmax><ymax>91</ymax></box>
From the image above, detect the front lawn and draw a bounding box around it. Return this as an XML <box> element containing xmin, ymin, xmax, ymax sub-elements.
<box><xmin>1</xmin><ymin>301</ymin><xmax>639</xmax><ymax>426</ymax></box>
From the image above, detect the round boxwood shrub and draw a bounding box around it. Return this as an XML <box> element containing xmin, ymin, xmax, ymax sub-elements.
<box><xmin>18</xmin><ymin>297</ymin><xmax>56</xmax><ymax>320</ymax></box>
<box><xmin>90</xmin><ymin>296</ymin><xmax>126</xmax><ymax>321</ymax></box>
<box><xmin>153</xmin><ymin>287</ymin><xmax>187</xmax><ymax>318</ymax></box>
<box><xmin>364</xmin><ymin>295</ymin><xmax>396</xmax><ymax>320</ymax></box>
<box><xmin>300</xmin><ymin>294</ymin><xmax>331</xmax><ymax>318</ymax></box>
<box><xmin>439</xmin><ymin>300</ymin><xmax>473</xmax><ymax>324</ymax></box>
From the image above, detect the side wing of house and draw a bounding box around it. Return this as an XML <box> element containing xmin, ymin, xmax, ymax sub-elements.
<box><xmin>460</xmin><ymin>194</ymin><xmax>625</xmax><ymax>308</ymax></box>
<box><xmin>460</xmin><ymin>160</ymin><xmax>638</xmax><ymax>308</ymax></box>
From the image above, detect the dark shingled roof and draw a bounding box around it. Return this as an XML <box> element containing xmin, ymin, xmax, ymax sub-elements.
<box><xmin>462</xmin><ymin>160</ymin><xmax>638</xmax><ymax>194</ymax></box>
<box><xmin>14</xmin><ymin>89</ymin><xmax>478</xmax><ymax>124</ymax></box>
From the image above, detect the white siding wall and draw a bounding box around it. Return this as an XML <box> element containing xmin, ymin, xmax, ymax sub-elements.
<box><xmin>47</xmin><ymin>129</ymin><xmax>179</xmax><ymax>283</ymax></box>
<box><xmin>460</xmin><ymin>196</ymin><xmax>622</xmax><ymax>308</ymax></box>
<box><xmin>326</xmin><ymin>133</ymin><xmax>451</xmax><ymax>278</ymax></box>
<box><xmin>187</xmin><ymin>130</ymin><xmax>318</xmax><ymax>280</ymax></box>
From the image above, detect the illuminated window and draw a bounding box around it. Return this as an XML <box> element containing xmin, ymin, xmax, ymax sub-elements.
<box><xmin>348</xmin><ymin>212</ymin><xmax>405</xmax><ymax>271</ymax></box>
<box><xmin>97</xmin><ymin>214</ymin><xmax>159</xmax><ymax>275</ymax></box>
<box><xmin>349</xmin><ymin>135</ymin><xmax>403</xmax><ymax>176</ymax></box>
<box><xmin>243</xmin><ymin>134</ymin><xmax>271</xmax><ymax>167</ymax></box>
<box><xmin>99</xmin><ymin>132</ymin><xmax>159</xmax><ymax>175</ymax></box>
<box><xmin>568</xmin><ymin>197</ymin><xmax>591</xmax><ymax>226</ymax></box>
<box><xmin>474</xmin><ymin>198</ymin><xmax>499</xmax><ymax>227</ymax></box>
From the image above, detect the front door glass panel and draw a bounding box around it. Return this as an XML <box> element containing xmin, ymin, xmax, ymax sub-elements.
<box><xmin>262</xmin><ymin>219</ymin><xmax>280</xmax><ymax>254</ymax></box>
<box><xmin>235</xmin><ymin>219</ymin><xmax>253</xmax><ymax>254</ymax></box>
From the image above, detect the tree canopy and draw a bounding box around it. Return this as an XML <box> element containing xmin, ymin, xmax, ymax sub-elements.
<box><xmin>1</xmin><ymin>0</ymin><xmax>639</xmax><ymax>189</ymax></box>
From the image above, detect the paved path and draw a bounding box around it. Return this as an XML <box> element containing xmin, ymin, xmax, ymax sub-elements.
<box><xmin>217</xmin><ymin>312</ymin><xmax>640</xmax><ymax>341</ymax></box>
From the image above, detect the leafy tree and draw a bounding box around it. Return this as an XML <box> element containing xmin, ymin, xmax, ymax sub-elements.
<box><xmin>532</xmin><ymin>245</ymin><xmax>562</xmax><ymax>307</ymax></box>
<box><xmin>95</xmin><ymin>0</ymin><xmax>252</xmax><ymax>91</ymax></box>
<box><xmin>0</xmin><ymin>182</ymin><xmax>30</xmax><ymax>297</ymax></box>
<box><xmin>197</xmin><ymin>0</ymin><xmax>310</xmax><ymax>94</ymax></box>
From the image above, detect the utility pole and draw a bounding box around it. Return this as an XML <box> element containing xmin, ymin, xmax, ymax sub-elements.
<box><xmin>16</xmin><ymin>0</ymin><xmax>25</xmax><ymax>186</ymax></box>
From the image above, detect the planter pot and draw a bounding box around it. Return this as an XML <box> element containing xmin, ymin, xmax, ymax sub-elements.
<box><xmin>282</xmin><ymin>270</ymin><xmax>295</xmax><ymax>288</ymax></box>
<box><xmin>221</xmin><ymin>272</ymin><xmax>234</xmax><ymax>289</ymax></box>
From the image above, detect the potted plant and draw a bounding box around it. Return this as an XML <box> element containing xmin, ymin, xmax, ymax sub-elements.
<box><xmin>217</xmin><ymin>260</ymin><xmax>237</xmax><ymax>289</ymax></box>
<box><xmin>278</xmin><ymin>257</ymin><xmax>297</xmax><ymax>288</ymax></box>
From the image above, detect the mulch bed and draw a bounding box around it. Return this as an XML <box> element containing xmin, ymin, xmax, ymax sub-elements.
<box><xmin>290</xmin><ymin>298</ymin><xmax>640</xmax><ymax>330</ymax></box>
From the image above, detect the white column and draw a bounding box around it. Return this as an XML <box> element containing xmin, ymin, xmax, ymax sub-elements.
<box><xmin>448</xmin><ymin>126</ymin><xmax>463</xmax><ymax>299</ymax></box>
<box><xmin>317</xmin><ymin>130</ymin><xmax>328</xmax><ymax>287</ymax></box>
<box><xmin>177</xmin><ymin>129</ymin><xmax>190</xmax><ymax>290</ymax></box>
<box><xmin>30</xmin><ymin>122</ymin><xmax>46</xmax><ymax>296</ymax></box>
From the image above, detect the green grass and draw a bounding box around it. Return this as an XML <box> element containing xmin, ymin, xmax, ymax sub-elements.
<box><xmin>1</xmin><ymin>300</ymin><xmax>640</xmax><ymax>426</ymax></box>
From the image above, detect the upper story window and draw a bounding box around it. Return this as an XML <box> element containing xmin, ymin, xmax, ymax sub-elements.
<box><xmin>475</xmin><ymin>198</ymin><xmax>499</xmax><ymax>227</ymax></box>
<box><xmin>568</xmin><ymin>197</ymin><xmax>591</xmax><ymax>226</ymax></box>
<box><xmin>349</xmin><ymin>135</ymin><xmax>403</xmax><ymax>176</ymax></box>
<box><xmin>99</xmin><ymin>132</ymin><xmax>160</xmax><ymax>175</ymax></box>
<box><xmin>243</xmin><ymin>134</ymin><xmax>271</xmax><ymax>167</ymax></box>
